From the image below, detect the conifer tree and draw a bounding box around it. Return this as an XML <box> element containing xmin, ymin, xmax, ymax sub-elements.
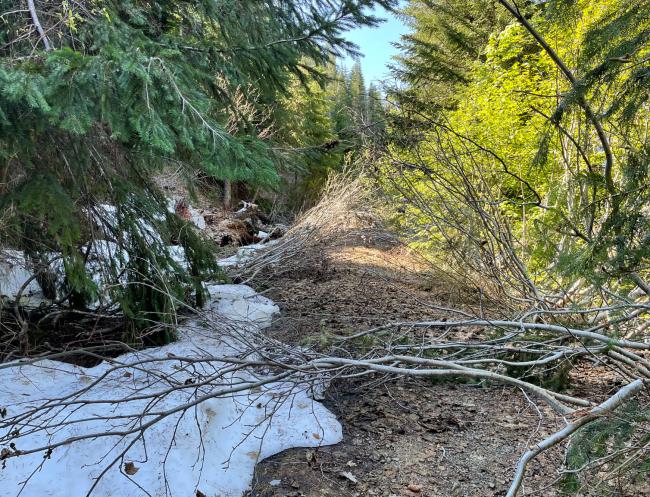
<box><xmin>367</xmin><ymin>83</ymin><xmax>387</xmax><ymax>145</ymax></box>
<box><xmin>275</xmin><ymin>57</ymin><xmax>387</xmax><ymax>206</ymax></box>
<box><xmin>391</xmin><ymin>0</ymin><xmax>509</xmax><ymax>113</ymax></box>
<box><xmin>0</xmin><ymin>0</ymin><xmax>397</xmax><ymax>340</ymax></box>
<box><xmin>349</xmin><ymin>61</ymin><xmax>369</xmax><ymax>124</ymax></box>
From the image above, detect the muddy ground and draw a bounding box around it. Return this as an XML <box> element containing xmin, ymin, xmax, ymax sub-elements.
<box><xmin>245</xmin><ymin>237</ymin><xmax>649</xmax><ymax>497</ymax></box>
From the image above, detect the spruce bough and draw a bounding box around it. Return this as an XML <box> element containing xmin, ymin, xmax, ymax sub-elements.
<box><xmin>0</xmin><ymin>0</ymin><xmax>395</xmax><ymax>342</ymax></box>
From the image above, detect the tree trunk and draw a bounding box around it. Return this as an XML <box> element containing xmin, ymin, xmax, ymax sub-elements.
<box><xmin>223</xmin><ymin>179</ymin><xmax>232</xmax><ymax>210</ymax></box>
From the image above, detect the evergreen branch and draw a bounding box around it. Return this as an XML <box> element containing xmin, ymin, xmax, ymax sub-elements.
<box><xmin>506</xmin><ymin>379</ymin><xmax>645</xmax><ymax>497</ymax></box>
<box><xmin>214</xmin><ymin>8</ymin><xmax>350</xmax><ymax>55</ymax></box>
<box><xmin>149</xmin><ymin>57</ymin><xmax>227</xmax><ymax>145</ymax></box>
<box><xmin>528</xmin><ymin>105</ymin><xmax>594</xmax><ymax>173</ymax></box>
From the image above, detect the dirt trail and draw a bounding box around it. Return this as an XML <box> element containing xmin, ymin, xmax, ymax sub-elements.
<box><xmin>245</xmin><ymin>237</ymin><xmax>640</xmax><ymax>497</ymax></box>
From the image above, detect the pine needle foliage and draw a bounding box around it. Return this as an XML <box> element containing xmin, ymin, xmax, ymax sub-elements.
<box><xmin>390</xmin><ymin>0</ymin><xmax>510</xmax><ymax>113</ymax></box>
<box><xmin>561</xmin><ymin>400</ymin><xmax>650</xmax><ymax>494</ymax></box>
<box><xmin>0</xmin><ymin>0</ymin><xmax>396</xmax><ymax>338</ymax></box>
<box><xmin>275</xmin><ymin>59</ymin><xmax>388</xmax><ymax>208</ymax></box>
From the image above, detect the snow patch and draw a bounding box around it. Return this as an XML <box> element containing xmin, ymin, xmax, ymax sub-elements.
<box><xmin>190</xmin><ymin>208</ymin><xmax>207</xmax><ymax>230</ymax></box>
<box><xmin>0</xmin><ymin>250</ymin><xmax>47</xmax><ymax>305</ymax></box>
<box><xmin>0</xmin><ymin>242</ymin><xmax>193</xmax><ymax>310</ymax></box>
<box><xmin>0</xmin><ymin>285</ymin><xmax>341</xmax><ymax>497</ymax></box>
<box><xmin>206</xmin><ymin>283</ymin><xmax>280</xmax><ymax>329</ymax></box>
<box><xmin>166</xmin><ymin>197</ymin><xmax>206</xmax><ymax>230</ymax></box>
<box><xmin>217</xmin><ymin>240</ymin><xmax>278</xmax><ymax>268</ymax></box>
<box><xmin>94</xmin><ymin>204</ymin><xmax>163</xmax><ymax>244</ymax></box>
<box><xmin>167</xmin><ymin>244</ymin><xmax>189</xmax><ymax>270</ymax></box>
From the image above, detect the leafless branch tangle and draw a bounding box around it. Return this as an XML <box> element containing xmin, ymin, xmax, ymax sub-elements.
<box><xmin>2</xmin><ymin>176</ymin><xmax>649</xmax><ymax>496</ymax></box>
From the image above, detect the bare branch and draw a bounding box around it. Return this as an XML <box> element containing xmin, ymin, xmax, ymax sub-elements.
<box><xmin>27</xmin><ymin>0</ymin><xmax>51</xmax><ymax>51</ymax></box>
<box><xmin>506</xmin><ymin>379</ymin><xmax>644</xmax><ymax>497</ymax></box>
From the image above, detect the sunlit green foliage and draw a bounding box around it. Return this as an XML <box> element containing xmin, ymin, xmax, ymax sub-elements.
<box><xmin>381</xmin><ymin>3</ymin><xmax>650</xmax><ymax>490</ymax></box>
<box><xmin>385</xmin><ymin>0</ymin><xmax>650</xmax><ymax>294</ymax></box>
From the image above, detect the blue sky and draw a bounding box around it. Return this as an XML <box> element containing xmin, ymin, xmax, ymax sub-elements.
<box><xmin>343</xmin><ymin>4</ymin><xmax>408</xmax><ymax>84</ymax></box>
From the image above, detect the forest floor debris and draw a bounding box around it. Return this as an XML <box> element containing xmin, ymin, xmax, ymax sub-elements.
<box><xmin>2</xmin><ymin>185</ymin><xmax>649</xmax><ymax>496</ymax></box>
<box><xmin>247</xmin><ymin>234</ymin><xmax>650</xmax><ymax>497</ymax></box>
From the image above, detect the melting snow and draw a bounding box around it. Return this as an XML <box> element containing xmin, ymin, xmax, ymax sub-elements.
<box><xmin>217</xmin><ymin>240</ymin><xmax>278</xmax><ymax>268</ymax></box>
<box><xmin>0</xmin><ymin>250</ymin><xmax>45</xmax><ymax>306</ymax></box>
<box><xmin>0</xmin><ymin>283</ymin><xmax>342</xmax><ymax>496</ymax></box>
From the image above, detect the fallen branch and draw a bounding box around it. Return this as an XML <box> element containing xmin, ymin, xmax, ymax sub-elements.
<box><xmin>506</xmin><ymin>379</ymin><xmax>645</xmax><ymax>497</ymax></box>
<box><xmin>337</xmin><ymin>319</ymin><xmax>650</xmax><ymax>350</ymax></box>
<box><xmin>310</xmin><ymin>356</ymin><xmax>589</xmax><ymax>414</ymax></box>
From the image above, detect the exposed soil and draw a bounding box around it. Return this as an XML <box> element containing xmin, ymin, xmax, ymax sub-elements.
<box><xmin>247</xmin><ymin>236</ymin><xmax>650</xmax><ymax>497</ymax></box>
